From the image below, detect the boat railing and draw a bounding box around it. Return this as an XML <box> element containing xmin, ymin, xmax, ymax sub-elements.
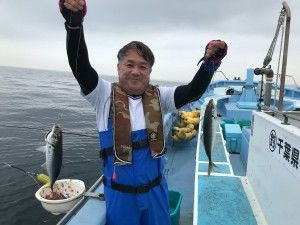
<box><xmin>275</xmin><ymin>73</ymin><xmax>300</xmax><ymax>90</ymax></box>
<box><xmin>266</xmin><ymin>110</ymin><xmax>300</xmax><ymax>126</ymax></box>
<box><xmin>57</xmin><ymin>175</ymin><xmax>104</xmax><ymax>225</ymax></box>
<box><xmin>215</xmin><ymin>70</ymin><xmax>230</xmax><ymax>81</ymax></box>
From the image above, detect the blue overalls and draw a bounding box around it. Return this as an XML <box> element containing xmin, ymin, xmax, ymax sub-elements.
<box><xmin>99</xmin><ymin>119</ymin><xmax>171</xmax><ymax>225</ymax></box>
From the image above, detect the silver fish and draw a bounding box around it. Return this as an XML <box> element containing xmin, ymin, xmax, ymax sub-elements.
<box><xmin>45</xmin><ymin>124</ymin><xmax>63</xmax><ymax>189</ymax></box>
<box><xmin>202</xmin><ymin>99</ymin><xmax>217</xmax><ymax>175</ymax></box>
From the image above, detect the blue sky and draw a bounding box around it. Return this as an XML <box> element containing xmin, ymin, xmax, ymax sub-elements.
<box><xmin>0</xmin><ymin>0</ymin><xmax>299</xmax><ymax>83</ymax></box>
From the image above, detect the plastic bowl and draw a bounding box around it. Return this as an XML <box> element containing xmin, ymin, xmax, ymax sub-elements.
<box><xmin>35</xmin><ymin>179</ymin><xmax>86</xmax><ymax>215</ymax></box>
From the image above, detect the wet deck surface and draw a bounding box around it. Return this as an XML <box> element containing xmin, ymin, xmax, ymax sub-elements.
<box><xmin>166</xmin><ymin>123</ymin><xmax>260</xmax><ymax>225</ymax></box>
<box><xmin>197</xmin><ymin>176</ymin><xmax>257</xmax><ymax>225</ymax></box>
<box><xmin>195</xmin><ymin>115</ymin><xmax>259</xmax><ymax>225</ymax></box>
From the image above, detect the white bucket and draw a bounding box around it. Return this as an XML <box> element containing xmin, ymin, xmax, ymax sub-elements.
<box><xmin>35</xmin><ymin>179</ymin><xmax>86</xmax><ymax>215</ymax></box>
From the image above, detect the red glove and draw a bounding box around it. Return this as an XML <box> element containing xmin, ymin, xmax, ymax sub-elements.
<box><xmin>197</xmin><ymin>40</ymin><xmax>227</xmax><ymax>65</ymax></box>
<box><xmin>59</xmin><ymin>0</ymin><xmax>87</xmax><ymax>26</ymax></box>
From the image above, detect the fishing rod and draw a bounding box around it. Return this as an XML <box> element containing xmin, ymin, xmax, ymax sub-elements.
<box><xmin>1</xmin><ymin>124</ymin><xmax>98</xmax><ymax>139</ymax></box>
<box><xmin>3</xmin><ymin>162</ymin><xmax>50</xmax><ymax>186</ymax></box>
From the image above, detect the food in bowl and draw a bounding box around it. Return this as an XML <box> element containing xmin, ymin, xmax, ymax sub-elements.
<box><xmin>35</xmin><ymin>179</ymin><xmax>85</xmax><ymax>215</ymax></box>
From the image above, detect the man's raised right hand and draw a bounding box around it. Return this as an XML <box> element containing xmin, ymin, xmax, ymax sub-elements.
<box><xmin>60</xmin><ymin>0</ymin><xmax>85</xmax><ymax>12</ymax></box>
<box><xmin>59</xmin><ymin>0</ymin><xmax>87</xmax><ymax>26</ymax></box>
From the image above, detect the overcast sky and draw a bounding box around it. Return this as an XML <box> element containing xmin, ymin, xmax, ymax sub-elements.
<box><xmin>1</xmin><ymin>0</ymin><xmax>299</xmax><ymax>83</ymax></box>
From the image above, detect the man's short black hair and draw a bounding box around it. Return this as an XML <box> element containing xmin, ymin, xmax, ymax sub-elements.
<box><xmin>117</xmin><ymin>41</ymin><xmax>155</xmax><ymax>67</ymax></box>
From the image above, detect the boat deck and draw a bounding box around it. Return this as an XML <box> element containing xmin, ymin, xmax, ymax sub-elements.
<box><xmin>164</xmin><ymin>134</ymin><xmax>197</xmax><ymax>224</ymax></box>
<box><xmin>193</xmin><ymin>111</ymin><xmax>266</xmax><ymax>225</ymax></box>
<box><xmin>56</xmin><ymin>78</ymin><xmax>300</xmax><ymax>225</ymax></box>
<box><xmin>58</xmin><ymin>113</ymin><xmax>267</xmax><ymax>225</ymax></box>
<box><xmin>164</xmin><ymin>106</ymin><xmax>267</xmax><ymax>225</ymax></box>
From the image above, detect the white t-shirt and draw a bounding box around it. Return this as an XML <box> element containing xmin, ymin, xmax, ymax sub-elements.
<box><xmin>83</xmin><ymin>77</ymin><xmax>177</xmax><ymax>132</ymax></box>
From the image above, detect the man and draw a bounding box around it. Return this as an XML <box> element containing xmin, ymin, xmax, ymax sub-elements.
<box><xmin>59</xmin><ymin>0</ymin><xmax>227</xmax><ymax>224</ymax></box>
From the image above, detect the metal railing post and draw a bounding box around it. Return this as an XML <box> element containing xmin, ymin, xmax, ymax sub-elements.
<box><xmin>278</xmin><ymin>1</ymin><xmax>291</xmax><ymax>111</ymax></box>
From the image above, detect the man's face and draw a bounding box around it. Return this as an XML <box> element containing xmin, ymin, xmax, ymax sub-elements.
<box><xmin>117</xmin><ymin>49</ymin><xmax>152</xmax><ymax>95</ymax></box>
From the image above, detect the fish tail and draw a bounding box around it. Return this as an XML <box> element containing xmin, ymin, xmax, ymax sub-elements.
<box><xmin>208</xmin><ymin>162</ymin><xmax>216</xmax><ymax>176</ymax></box>
<box><xmin>50</xmin><ymin>182</ymin><xmax>54</xmax><ymax>191</ymax></box>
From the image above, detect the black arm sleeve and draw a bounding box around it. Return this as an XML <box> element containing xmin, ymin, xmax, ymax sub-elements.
<box><xmin>174</xmin><ymin>63</ymin><xmax>214</xmax><ymax>109</ymax></box>
<box><xmin>65</xmin><ymin>23</ymin><xmax>98</xmax><ymax>95</ymax></box>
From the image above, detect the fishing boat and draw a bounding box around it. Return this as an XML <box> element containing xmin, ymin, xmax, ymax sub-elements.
<box><xmin>56</xmin><ymin>2</ymin><xmax>300</xmax><ymax>225</ymax></box>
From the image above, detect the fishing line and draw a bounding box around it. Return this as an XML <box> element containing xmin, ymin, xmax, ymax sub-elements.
<box><xmin>57</xmin><ymin>112</ymin><xmax>64</xmax><ymax>125</ymax></box>
<box><xmin>41</xmin><ymin>10</ymin><xmax>88</xmax><ymax>134</ymax></box>
<box><xmin>67</xmin><ymin>11</ymin><xmax>90</xmax><ymax>94</ymax></box>
<box><xmin>1</xmin><ymin>124</ymin><xmax>98</xmax><ymax>139</ymax></box>
<box><xmin>3</xmin><ymin>162</ymin><xmax>40</xmax><ymax>186</ymax></box>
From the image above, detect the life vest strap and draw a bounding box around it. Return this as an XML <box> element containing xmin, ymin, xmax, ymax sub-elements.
<box><xmin>99</xmin><ymin>139</ymin><xmax>149</xmax><ymax>159</ymax></box>
<box><xmin>103</xmin><ymin>175</ymin><xmax>162</xmax><ymax>194</ymax></box>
